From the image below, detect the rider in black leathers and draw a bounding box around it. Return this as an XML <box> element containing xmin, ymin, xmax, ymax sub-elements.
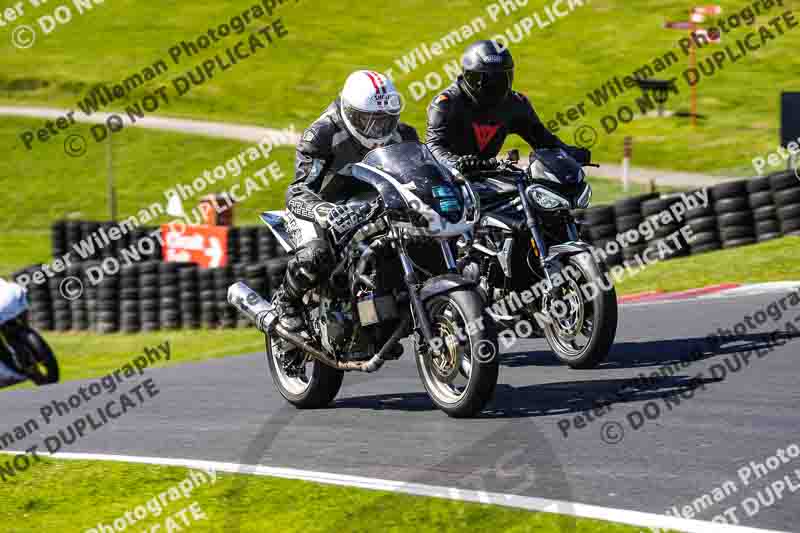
<box><xmin>426</xmin><ymin>40</ymin><xmax>589</xmax><ymax>172</ymax></box>
<box><xmin>274</xmin><ymin>71</ymin><xmax>418</xmax><ymax>344</ymax></box>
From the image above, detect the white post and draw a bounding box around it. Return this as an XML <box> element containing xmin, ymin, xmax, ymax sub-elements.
<box><xmin>107</xmin><ymin>135</ymin><xmax>117</xmax><ymax>221</ymax></box>
<box><xmin>622</xmin><ymin>136</ymin><xmax>633</xmax><ymax>192</ymax></box>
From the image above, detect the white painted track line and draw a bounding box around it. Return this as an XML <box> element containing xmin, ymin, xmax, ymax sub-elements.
<box><xmin>1</xmin><ymin>450</ymin><xmax>787</xmax><ymax>533</ymax></box>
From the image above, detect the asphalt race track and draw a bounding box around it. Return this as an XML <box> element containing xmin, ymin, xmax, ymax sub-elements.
<box><xmin>2</xmin><ymin>290</ymin><xmax>799</xmax><ymax>531</ymax></box>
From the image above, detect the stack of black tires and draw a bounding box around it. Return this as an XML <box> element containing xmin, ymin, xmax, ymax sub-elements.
<box><xmin>237</xmin><ymin>227</ymin><xmax>258</xmax><ymax>264</ymax></box>
<box><xmin>771</xmin><ymin>171</ymin><xmax>800</xmax><ymax>237</ymax></box>
<box><xmin>199</xmin><ymin>267</ymin><xmax>218</xmax><ymax>328</ymax></box>
<box><xmin>159</xmin><ymin>263</ymin><xmax>181</xmax><ymax>330</ymax></box>
<box><xmin>67</xmin><ymin>264</ymin><xmax>89</xmax><ymax>331</ymax></box>
<box><xmin>28</xmin><ymin>271</ymin><xmax>53</xmax><ymax>331</ymax></box>
<box><xmin>215</xmin><ymin>267</ymin><xmax>237</xmax><ymax>329</ymax></box>
<box><xmin>685</xmin><ymin>191</ymin><xmax>720</xmax><ymax>254</ymax></box>
<box><xmin>705</xmin><ymin>181</ymin><xmax>756</xmax><ymax>249</ymax></box>
<box><xmin>613</xmin><ymin>193</ymin><xmax>659</xmax><ymax>263</ymax></box>
<box><xmin>96</xmin><ymin>269</ymin><xmax>119</xmax><ymax>334</ymax></box>
<box><xmin>119</xmin><ymin>265</ymin><xmax>140</xmax><ymax>333</ymax></box>
<box><xmin>179</xmin><ymin>266</ymin><xmax>200</xmax><ymax>330</ymax></box>
<box><xmin>639</xmin><ymin>195</ymin><xmax>687</xmax><ymax>260</ymax></box>
<box><xmin>140</xmin><ymin>261</ymin><xmax>160</xmax><ymax>332</ymax></box>
<box><xmin>747</xmin><ymin>176</ymin><xmax>781</xmax><ymax>243</ymax></box>
<box><xmin>581</xmin><ymin>206</ymin><xmax>619</xmax><ymax>264</ymax></box>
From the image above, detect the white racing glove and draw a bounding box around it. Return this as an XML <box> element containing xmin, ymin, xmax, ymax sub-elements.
<box><xmin>327</xmin><ymin>204</ymin><xmax>364</xmax><ymax>236</ymax></box>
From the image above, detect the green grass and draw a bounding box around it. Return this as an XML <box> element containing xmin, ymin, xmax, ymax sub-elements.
<box><xmin>1</xmin><ymin>0</ymin><xmax>798</xmax><ymax>174</ymax></box>
<box><xmin>616</xmin><ymin>236</ymin><xmax>800</xmax><ymax>294</ymax></box>
<box><xmin>0</xmin><ymin>117</ymin><xmax>294</xmax><ymax>233</ymax></box>
<box><xmin>6</xmin><ymin>328</ymin><xmax>264</xmax><ymax>390</ymax></box>
<box><xmin>586</xmin><ymin>175</ymin><xmax>657</xmax><ymax>206</ymax></box>
<box><xmin>0</xmin><ymin>459</ymin><xmax>642</xmax><ymax>533</ymax></box>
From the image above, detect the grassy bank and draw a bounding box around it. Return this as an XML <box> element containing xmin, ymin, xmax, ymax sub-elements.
<box><xmin>1</xmin><ymin>0</ymin><xmax>797</xmax><ymax>174</ymax></box>
<box><xmin>616</xmin><ymin>236</ymin><xmax>800</xmax><ymax>294</ymax></box>
<box><xmin>0</xmin><ymin>458</ymin><xmax>642</xmax><ymax>533</ymax></box>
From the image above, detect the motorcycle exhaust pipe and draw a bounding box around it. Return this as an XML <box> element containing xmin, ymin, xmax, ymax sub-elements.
<box><xmin>227</xmin><ymin>282</ymin><xmax>278</xmax><ymax>333</ymax></box>
<box><xmin>227</xmin><ymin>282</ymin><xmax>407</xmax><ymax>373</ymax></box>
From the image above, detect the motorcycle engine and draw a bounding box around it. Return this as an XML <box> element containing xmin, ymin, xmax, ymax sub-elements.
<box><xmin>315</xmin><ymin>297</ymin><xmax>355</xmax><ymax>354</ymax></box>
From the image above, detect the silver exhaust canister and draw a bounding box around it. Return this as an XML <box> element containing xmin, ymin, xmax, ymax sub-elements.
<box><xmin>227</xmin><ymin>282</ymin><xmax>277</xmax><ymax>333</ymax></box>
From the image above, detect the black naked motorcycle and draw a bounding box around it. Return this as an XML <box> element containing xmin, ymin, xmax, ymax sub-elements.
<box><xmin>458</xmin><ymin>148</ymin><xmax>617</xmax><ymax>369</ymax></box>
<box><xmin>229</xmin><ymin>141</ymin><xmax>499</xmax><ymax>417</ymax></box>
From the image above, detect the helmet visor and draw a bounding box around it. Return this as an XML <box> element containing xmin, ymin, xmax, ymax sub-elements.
<box><xmin>463</xmin><ymin>70</ymin><xmax>514</xmax><ymax>106</ymax></box>
<box><xmin>343</xmin><ymin>103</ymin><xmax>400</xmax><ymax>140</ymax></box>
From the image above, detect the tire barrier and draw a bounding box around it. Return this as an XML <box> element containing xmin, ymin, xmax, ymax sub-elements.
<box><xmin>11</xmin><ymin>258</ymin><xmax>290</xmax><ymax>334</ymax></box>
<box><xmin>576</xmin><ymin>169</ymin><xmax>799</xmax><ymax>261</ymax></box>
<box><xmin>50</xmin><ymin>223</ymin><xmax>288</xmax><ymax>266</ymax></box>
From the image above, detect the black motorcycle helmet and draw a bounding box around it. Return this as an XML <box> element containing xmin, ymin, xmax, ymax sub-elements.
<box><xmin>460</xmin><ymin>40</ymin><xmax>515</xmax><ymax>107</ymax></box>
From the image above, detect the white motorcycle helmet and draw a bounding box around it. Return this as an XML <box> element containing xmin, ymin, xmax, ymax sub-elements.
<box><xmin>340</xmin><ymin>70</ymin><xmax>403</xmax><ymax>150</ymax></box>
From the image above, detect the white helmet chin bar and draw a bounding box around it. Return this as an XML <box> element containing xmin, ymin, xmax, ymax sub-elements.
<box><xmin>340</xmin><ymin>70</ymin><xmax>402</xmax><ymax>150</ymax></box>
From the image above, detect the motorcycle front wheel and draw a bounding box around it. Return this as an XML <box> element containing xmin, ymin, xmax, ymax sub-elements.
<box><xmin>415</xmin><ymin>289</ymin><xmax>499</xmax><ymax>418</ymax></box>
<box><xmin>264</xmin><ymin>334</ymin><xmax>344</xmax><ymax>409</ymax></box>
<box><xmin>542</xmin><ymin>253</ymin><xmax>617</xmax><ymax>369</ymax></box>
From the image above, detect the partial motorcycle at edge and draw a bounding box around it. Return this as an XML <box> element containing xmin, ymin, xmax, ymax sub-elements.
<box><xmin>0</xmin><ymin>279</ymin><xmax>60</xmax><ymax>387</ymax></box>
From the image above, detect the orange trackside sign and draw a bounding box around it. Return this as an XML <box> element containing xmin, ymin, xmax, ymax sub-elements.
<box><xmin>161</xmin><ymin>224</ymin><xmax>229</xmax><ymax>268</ymax></box>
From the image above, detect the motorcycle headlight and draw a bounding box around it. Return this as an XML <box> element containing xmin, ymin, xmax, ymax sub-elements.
<box><xmin>526</xmin><ymin>185</ymin><xmax>570</xmax><ymax>211</ymax></box>
<box><xmin>576</xmin><ymin>183</ymin><xmax>592</xmax><ymax>209</ymax></box>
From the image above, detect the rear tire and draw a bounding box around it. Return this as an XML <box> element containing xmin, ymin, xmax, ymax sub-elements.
<box><xmin>543</xmin><ymin>253</ymin><xmax>617</xmax><ymax>369</ymax></box>
<box><xmin>12</xmin><ymin>326</ymin><xmax>59</xmax><ymax>385</ymax></box>
<box><xmin>415</xmin><ymin>290</ymin><xmax>499</xmax><ymax>418</ymax></box>
<box><xmin>265</xmin><ymin>334</ymin><xmax>344</xmax><ymax>409</ymax></box>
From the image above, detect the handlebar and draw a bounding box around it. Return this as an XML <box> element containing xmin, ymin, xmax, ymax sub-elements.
<box><xmin>458</xmin><ymin>158</ymin><xmax>598</xmax><ymax>180</ymax></box>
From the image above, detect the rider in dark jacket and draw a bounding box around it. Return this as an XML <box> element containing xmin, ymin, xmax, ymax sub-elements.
<box><xmin>426</xmin><ymin>40</ymin><xmax>589</xmax><ymax>171</ymax></box>
<box><xmin>274</xmin><ymin>70</ymin><xmax>418</xmax><ymax>344</ymax></box>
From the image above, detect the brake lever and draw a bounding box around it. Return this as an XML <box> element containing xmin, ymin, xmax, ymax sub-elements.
<box><xmin>583</xmin><ymin>163</ymin><xmax>600</xmax><ymax>168</ymax></box>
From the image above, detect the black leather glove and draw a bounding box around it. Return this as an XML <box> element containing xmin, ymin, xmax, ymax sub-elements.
<box><xmin>455</xmin><ymin>155</ymin><xmax>499</xmax><ymax>173</ymax></box>
<box><xmin>455</xmin><ymin>155</ymin><xmax>479</xmax><ymax>173</ymax></box>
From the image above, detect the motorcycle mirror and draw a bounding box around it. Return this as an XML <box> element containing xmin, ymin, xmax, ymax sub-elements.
<box><xmin>507</xmin><ymin>149</ymin><xmax>520</xmax><ymax>163</ymax></box>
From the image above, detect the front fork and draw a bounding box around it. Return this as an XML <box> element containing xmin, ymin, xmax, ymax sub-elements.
<box><xmin>516</xmin><ymin>178</ymin><xmax>577</xmax><ymax>293</ymax></box>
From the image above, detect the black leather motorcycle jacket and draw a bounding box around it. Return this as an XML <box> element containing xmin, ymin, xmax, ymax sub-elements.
<box><xmin>286</xmin><ymin>98</ymin><xmax>419</xmax><ymax>216</ymax></box>
<box><xmin>425</xmin><ymin>77</ymin><xmax>569</xmax><ymax>167</ymax></box>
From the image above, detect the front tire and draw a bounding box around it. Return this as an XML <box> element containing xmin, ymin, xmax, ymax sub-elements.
<box><xmin>543</xmin><ymin>253</ymin><xmax>617</xmax><ymax>369</ymax></box>
<box><xmin>415</xmin><ymin>290</ymin><xmax>499</xmax><ymax>418</ymax></box>
<box><xmin>265</xmin><ymin>334</ymin><xmax>344</xmax><ymax>409</ymax></box>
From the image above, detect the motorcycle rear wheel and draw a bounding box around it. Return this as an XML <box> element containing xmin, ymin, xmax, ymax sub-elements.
<box><xmin>415</xmin><ymin>290</ymin><xmax>499</xmax><ymax>418</ymax></box>
<box><xmin>11</xmin><ymin>325</ymin><xmax>59</xmax><ymax>385</ymax></box>
<box><xmin>264</xmin><ymin>334</ymin><xmax>344</xmax><ymax>409</ymax></box>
